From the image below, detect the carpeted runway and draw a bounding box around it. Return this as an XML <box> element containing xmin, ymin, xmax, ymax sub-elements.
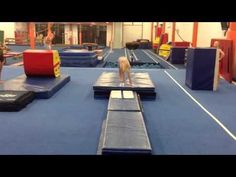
<box><xmin>0</xmin><ymin>66</ymin><xmax>236</xmax><ymax>154</ymax></box>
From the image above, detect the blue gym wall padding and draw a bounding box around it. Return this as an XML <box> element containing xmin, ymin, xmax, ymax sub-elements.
<box><xmin>170</xmin><ymin>47</ymin><xmax>187</xmax><ymax>64</ymax></box>
<box><xmin>185</xmin><ymin>48</ymin><xmax>218</xmax><ymax>90</ymax></box>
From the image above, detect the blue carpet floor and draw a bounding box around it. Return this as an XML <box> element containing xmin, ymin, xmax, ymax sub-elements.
<box><xmin>167</xmin><ymin>69</ymin><xmax>236</xmax><ymax>136</ymax></box>
<box><xmin>104</xmin><ymin>48</ymin><xmax>125</xmax><ymax>63</ymax></box>
<box><xmin>133</xmin><ymin>49</ymin><xmax>157</xmax><ymax>63</ymax></box>
<box><xmin>142</xmin><ymin>70</ymin><xmax>236</xmax><ymax>154</ymax></box>
<box><xmin>0</xmin><ymin>66</ymin><xmax>236</xmax><ymax>154</ymax></box>
<box><xmin>5</xmin><ymin>57</ymin><xmax>22</xmax><ymax>66</ymax></box>
<box><xmin>0</xmin><ymin>67</ymin><xmax>108</xmax><ymax>154</ymax></box>
<box><xmin>104</xmin><ymin>49</ymin><xmax>162</xmax><ymax>69</ymax></box>
<box><xmin>139</xmin><ymin>50</ymin><xmax>176</xmax><ymax>69</ymax></box>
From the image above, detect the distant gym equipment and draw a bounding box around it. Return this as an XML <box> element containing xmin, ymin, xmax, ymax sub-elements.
<box><xmin>104</xmin><ymin>61</ymin><xmax>162</xmax><ymax>69</ymax></box>
<box><xmin>169</xmin><ymin>47</ymin><xmax>188</xmax><ymax>64</ymax></box>
<box><xmin>158</xmin><ymin>43</ymin><xmax>171</xmax><ymax>58</ymax></box>
<box><xmin>59</xmin><ymin>49</ymin><xmax>100</xmax><ymax>67</ymax></box>
<box><xmin>156</xmin><ymin>33</ymin><xmax>168</xmax><ymax>54</ymax></box>
<box><xmin>126</xmin><ymin>39</ymin><xmax>151</xmax><ymax>50</ymax></box>
<box><xmin>58</xmin><ymin>43</ymin><xmax>105</xmax><ymax>67</ymax></box>
<box><xmin>82</xmin><ymin>43</ymin><xmax>98</xmax><ymax>50</ymax></box>
<box><xmin>125</xmin><ymin>41</ymin><xmax>139</xmax><ymax>62</ymax></box>
<box><xmin>136</xmin><ymin>39</ymin><xmax>152</xmax><ymax>49</ymax></box>
<box><xmin>82</xmin><ymin>43</ymin><xmax>104</xmax><ymax>58</ymax></box>
<box><xmin>158</xmin><ymin>41</ymin><xmax>190</xmax><ymax>63</ymax></box>
<box><xmin>172</xmin><ymin>41</ymin><xmax>190</xmax><ymax>47</ymax></box>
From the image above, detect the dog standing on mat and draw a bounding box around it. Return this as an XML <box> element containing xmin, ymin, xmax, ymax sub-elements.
<box><xmin>118</xmin><ymin>56</ymin><xmax>132</xmax><ymax>86</ymax></box>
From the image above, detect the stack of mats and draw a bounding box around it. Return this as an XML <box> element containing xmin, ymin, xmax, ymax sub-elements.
<box><xmin>126</xmin><ymin>42</ymin><xmax>140</xmax><ymax>50</ymax></box>
<box><xmin>63</xmin><ymin>45</ymin><xmax>84</xmax><ymax>50</ymax></box>
<box><xmin>97</xmin><ymin>90</ymin><xmax>152</xmax><ymax>155</ymax></box>
<box><xmin>185</xmin><ymin>48</ymin><xmax>219</xmax><ymax>90</ymax></box>
<box><xmin>59</xmin><ymin>49</ymin><xmax>99</xmax><ymax>67</ymax></box>
<box><xmin>93</xmin><ymin>72</ymin><xmax>156</xmax><ymax>100</ymax></box>
<box><xmin>172</xmin><ymin>41</ymin><xmax>190</xmax><ymax>47</ymax></box>
<box><xmin>0</xmin><ymin>91</ymin><xmax>34</xmax><ymax>112</ymax></box>
<box><xmin>137</xmin><ymin>39</ymin><xmax>152</xmax><ymax>49</ymax></box>
<box><xmin>64</xmin><ymin>44</ymin><xmax>106</xmax><ymax>50</ymax></box>
<box><xmin>67</xmin><ymin>45</ymin><xmax>104</xmax><ymax>58</ymax></box>
<box><xmin>170</xmin><ymin>47</ymin><xmax>188</xmax><ymax>64</ymax></box>
<box><xmin>82</xmin><ymin>43</ymin><xmax>98</xmax><ymax>50</ymax></box>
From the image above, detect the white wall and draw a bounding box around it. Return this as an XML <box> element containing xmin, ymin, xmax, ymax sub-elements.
<box><xmin>72</xmin><ymin>24</ymin><xmax>78</xmax><ymax>44</ymax></box>
<box><xmin>64</xmin><ymin>25</ymin><xmax>71</xmax><ymax>44</ymax></box>
<box><xmin>0</xmin><ymin>22</ymin><xmax>15</xmax><ymax>39</ymax></box>
<box><xmin>65</xmin><ymin>23</ymin><xmax>114</xmax><ymax>46</ymax></box>
<box><xmin>164</xmin><ymin>22</ymin><xmax>224</xmax><ymax>47</ymax></box>
<box><xmin>122</xmin><ymin>23</ymin><xmax>142</xmax><ymax>47</ymax></box>
<box><xmin>15</xmin><ymin>22</ymin><xmax>28</xmax><ymax>32</ymax></box>
<box><xmin>106</xmin><ymin>24</ymin><xmax>112</xmax><ymax>47</ymax></box>
<box><xmin>142</xmin><ymin>22</ymin><xmax>151</xmax><ymax>40</ymax></box>
<box><xmin>64</xmin><ymin>24</ymin><xmax>78</xmax><ymax>45</ymax></box>
<box><xmin>165</xmin><ymin>22</ymin><xmax>172</xmax><ymax>42</ymax></box>
<box><xmin>175</xmin><ymin>22</ymin><xmax>193</xmax><ymax>42</ymax></box>
<box><xmin>113</xmin><ymin>22</ymin><xmax>123</xmax><ymax>48</ymax></box>
<box><xmin>153</xmin><ymin>23</ymin><xmax>157</xmax><ymax>41</ymax></box>
<box><xmin>197</xmin><ymin>22</ymin><xmax>225</xmax><ymax>47</ymax></box>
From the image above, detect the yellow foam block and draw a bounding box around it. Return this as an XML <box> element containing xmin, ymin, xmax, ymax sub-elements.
<box><xmin>159</xmin><ymin>44</ymin><xmax>171</xmax><ymax>58</ymax></box>
<box><xmin>52</xmin><ymin>50</ymin><xmax>61</xmax><ymax>77</ymax></box>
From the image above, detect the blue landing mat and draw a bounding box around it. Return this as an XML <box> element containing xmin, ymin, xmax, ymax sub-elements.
<box><xmin>0</xmin><ymin>74</ymin><xmax>71</xmax><ymax>99</ymax></box>
<box><xmin>61</xmin><ymin>59</ymin><xmax>99</xmax><ymax>67</ymax></box>
<box><xmin>93</xmin><ymin>72</ymin><xmax>155</xmax><ymax>91</ymax></box>
<box><xmin>59</xmin><ymin>49</ymin><xmax>97</xmax><ymax>57</ymax></box>
<box><xmin>93</xmin><ymin>72</ymin><xmax>156</xmax><ymax>99</ymax></box>
<box><xmin>0</xmin><ymin>91</ymin><xmax>35</xmax><ymax>112</ymax></box>
<box><xmin>102</xmin><ymin>111</ymin><xmax>152</xmax><ymax>154</ymax></box>
<box><xmin>59</xmin><ymin>49</ymin><xmax>99</xmax><ymax>67</ymax></box>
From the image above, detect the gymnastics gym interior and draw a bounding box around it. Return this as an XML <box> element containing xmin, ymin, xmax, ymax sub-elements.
<box><xmin>0</xmin><ymin>22</ymin><xmax>236</xmax><ymax>155</ymax></box>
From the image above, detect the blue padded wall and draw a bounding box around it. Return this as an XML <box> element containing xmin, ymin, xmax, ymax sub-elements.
<box><xmin>185</xmin><ymin>48</ymin><xmax>217</xmax><ymax>90</ymax></box>
<box><xmin>170</xmin><ymin>47</ymin><xmax>187</xmax><ymax>64</ymax></box>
